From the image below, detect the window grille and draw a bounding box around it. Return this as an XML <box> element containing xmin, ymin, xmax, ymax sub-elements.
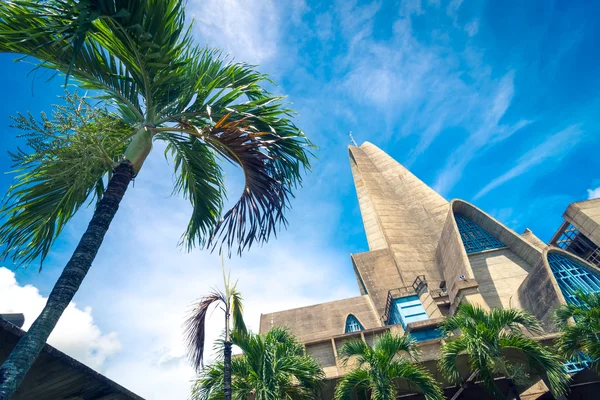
<box><xmin>547</xmin><ymin>253</ymin><xmax>600</xmax><ymax>305</ymax></box>
<box><xmin>454</xmin><ymin>213</ymin><xmax>505</xmax><ymax>254</ymax></box>
<box><xmin>552</xmin><ymin>224</ymin><xmax>600</xmax><ymax>267</ymax></box>
<box><xmin>345</xmin><ymin>314</ymin><xmax>364</xmax><ymax>333</ymax></box>
<box><xmin>548</xmin><ymin>252</ymin><xmax>600</xmax><ymax>374</ymax></box>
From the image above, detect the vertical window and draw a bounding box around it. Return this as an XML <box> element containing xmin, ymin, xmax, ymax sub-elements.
<box><xmin>345</xmin><ymin>314</ymin><xmax>364</xmax><ymax>333</ymax></box>
<box><xmin>547</xmin><ymin>253</ymin><xmax>600</xmax><ymax>373</ymax></box>
<box><xmin>454</xmin><ymin>213</ymin><xmax>504</xmax><ymax>254</ymax></box>
<box><xmin>547</xmin><ymin>253</ymin><xmax>600</xmax><ymax>305</ymax></box>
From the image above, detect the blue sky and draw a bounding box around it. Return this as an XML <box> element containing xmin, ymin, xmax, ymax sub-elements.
<box><xmin>1</xmin><ymin>0</ymin><xmax>599</xmax><ymax>398</ymax></box>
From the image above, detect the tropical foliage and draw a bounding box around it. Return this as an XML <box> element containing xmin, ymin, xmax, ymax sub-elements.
<box><xmin>439</xmin><ymin>303</ymin><xmax>570</xmax><ymax>399</ymax></box>
<box><xmin>0</xmin><ymin>0</ymin><xmax>311</xmax><ymax>396</ymax></box>
<box><xmin>334</xmin><ymin>331</ymin><xmax>443</xmax><ymax>400</ymax></box>
<box><xmin>185</xmin><ymin>267</ymin><xmax>246</xmax><ymax>371</ymax></box>
<box><xmin>192</xmin><ymin>327</ymin><xmax>324</xmax><ymax>400</ymax></box>
<box><xmin>0</xmin><ymin>0</ymin><xmax>312</xmax><ymax>264</ymax></box>
<box><xmin>554</xmin><ymin>289</ymin><xmax>600</xmax><ymax>373</ymax></box>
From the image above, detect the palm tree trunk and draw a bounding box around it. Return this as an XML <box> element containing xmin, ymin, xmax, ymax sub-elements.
<box><xmin>224</xmin><ymin>341</ymin><xmax>232</xmax><ymax>400</ymax></box>
<box><xmin>0</xmin><ymin>161</ymin><xmax>134</xmax><ymax>400</ymax></box>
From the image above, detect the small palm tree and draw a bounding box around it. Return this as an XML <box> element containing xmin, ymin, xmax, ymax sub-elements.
<box><xmin>185</xmin><ymin>266</ymin><xmax>246</xmax><ymax>400</ymax></box>
<box><xmin>439</xmin><ymin>304</ymin><xmax>570</xmax><ymax>399</ymax></box>
<box><xmin>555</xmin><ymin>289</ymin><xmax>600</xmax><ymax>373</ymax></box>
<box><xmin>334</xmin><ymin>331</ymin><xmax>444</xmax><ymax>400</ymax></box>
<box><xmin>192</xmin><ymin>327</ymin><xmax>324</xmax><ymax>400</ymax></box>
<box><xmin>0</xmin><ymin>1</ymin><xmax>311</xmax><ymax>397</ymax></box>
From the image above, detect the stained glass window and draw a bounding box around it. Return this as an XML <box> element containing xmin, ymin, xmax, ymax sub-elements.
<box><xmin>345</xmin><ymin>314</ymin><xmax>364</xmax><ymax>333</ymax></box>
<box><xmin>454</xmin><ymin>213</ymin><xmax>505</xmax><ymax>254</ymax></box>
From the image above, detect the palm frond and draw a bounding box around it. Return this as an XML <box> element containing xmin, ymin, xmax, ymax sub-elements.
<box><xmin>438</xmin><ymin>337</ymin><xmax>468</xmax><ymax>384</ymax></box>
<box><xmin>389</xmin><ymin>359</ymin><xmax>444</xmax><ymax>400</ymax></box>
<box><xmin>488</xmin><ymin>308</ymin><xmax>543</xmax><ymax>336</ymax></box>
<box><xmin>499</xmin><ymin>334</ymin><xmax>570</xmax><ymax>398</ymax></box>
<box><xmin>334</xmin><ymin>368</ymin><xmax>370</xmax><ymax>400</ymax></box>
<box><xmin>0</xmin><ymin>92</ymin><xmax>131</xmax><ymax>268</ymax></box>
<box><xmin>374</xmin><ymin>330</ymin><xmax>418</xmax><ymax>362</ymax></box>
<box><xmin>184</xmin><ymin>110</ymin><xmax>311</xmax><ymax>255</ymax></box>
<box><xmin>338</xmin><ymin>338</ymin><xmax>369</xmax><ymax>365</ymax></box>
<box><xmin>158</xmin><ymin>132</ymin><xmax>224</xmax><ymax>249</ymax></box>
<box><xmin>184</xmin><ymin>291</ymin><xmax>226</xmax><ymax>371</ymax></box>
<box><xmin>199</xmin><ymin>327</ymin><xmax>323</xmax><ymax>399</ymax></box>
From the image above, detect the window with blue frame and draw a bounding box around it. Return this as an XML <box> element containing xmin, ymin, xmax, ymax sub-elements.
<box><xmin>547</xmin><ymin>253</ymin><xmax>600</xmax><ymax>305</ymax></box>
<box><xmin>345</xmin><ymin>314</ymin><xmax>364</xmax><ymax>333</ymax></box>
<box><xmin>548</xmin><ymin>252</ymin><xmax>600</xmax><ymax>373</ymax></box>
<box><xmin>454</xmin><ymin>213</ymin><xmax>505</xmax><ymax>254</ymax></box>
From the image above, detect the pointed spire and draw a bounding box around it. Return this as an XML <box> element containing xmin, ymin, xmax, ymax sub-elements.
<box><xmin>349</xmin><ymin>142</ymin><xmax>449</xmax><ymax>285</ymax></box>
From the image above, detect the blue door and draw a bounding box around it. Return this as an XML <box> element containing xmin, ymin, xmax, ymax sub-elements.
<box><xmin>390</xmin><ymin>295</ymin><xmax>428</xmax><ymax>328</ymax></box>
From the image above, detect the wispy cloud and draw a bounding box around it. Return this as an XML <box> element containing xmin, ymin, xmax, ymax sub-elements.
<box><xmin>474</xmin><ymin>124</ymin><xmax>584</xmax><ymax>199</ymax></box>
<box><xmin>432</xmin><ymin>72</ymin><xmax>532</xmax><ymax>195</ymax></box>
<box><xmin>188</xmin><ymin>0</ymin><xmax>302</xmax><ymax>65</ymax></box>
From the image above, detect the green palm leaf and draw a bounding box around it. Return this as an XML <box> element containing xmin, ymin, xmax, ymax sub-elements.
<box><xmin>193</xmin><ymin>327</ymin><xmax>324</xmax><ymax>400</ymax></box>
<box><xmin>336</xmin><ymin>331</ymin><xmax>443</xmax><ymax>400</ymax></box>
<box><xmin>0</xmin><ymin>93</ymin><xmax>131</xmax><ymax>268</ymax></box>
<box><xmin>440</xmin><ymin>303</ymin><xmax>570</xmax><ymax>399</ymax></box>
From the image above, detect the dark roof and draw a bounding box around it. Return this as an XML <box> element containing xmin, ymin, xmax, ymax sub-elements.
<box><xmin>0</xmin><ymin>318</ymin><xmax>145</xmax><ymax>400</ymax></box>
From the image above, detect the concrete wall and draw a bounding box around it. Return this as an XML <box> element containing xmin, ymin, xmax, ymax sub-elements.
<box><xmin>436</xmin><ymin>207</ymin><xmax>475</xmax><ymax>304</ymax></box>
<box><xmin>468</xmin><ymin>248</ymin><xmax>532</xmax><ymax>309</ymax></box>
<box><xmin>351</xmin><ymin>249</ymin><xmax>403</xmax><ymax>319</ymax></box>
<box><xmin>259</xmin><ymin>295</ymin><xmax>380</xmax><ymax>343</ymax></box>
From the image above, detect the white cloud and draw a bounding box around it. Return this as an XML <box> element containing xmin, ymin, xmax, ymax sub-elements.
<box><xmin>0</xmin><ymin>267</ymin><xmax>120</xmax><ymax>370</ymax></box>
<box><xmin>474</xmin><ymin>124</ymin><xmax>584</xmax><ymax>199</ymax></box>
<box><xmin>588</xmin><ymin>187</ymin><xmax>600</xmax><ymax>200</ymax></box>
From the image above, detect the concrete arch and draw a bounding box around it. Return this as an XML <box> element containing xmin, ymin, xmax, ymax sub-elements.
<box><xmin>518</xmin><ymin>247</ymin><xmax>600</xmax><ymax>331</ymax></box>
<box><xmin>438</xmin><ymin>199</ymin><xmax>545</xmax><ymax>309</ymax></box>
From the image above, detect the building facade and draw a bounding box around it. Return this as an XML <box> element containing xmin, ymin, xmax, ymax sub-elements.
<box><xmin>258</xmin><ymin>142</ymin><xmax>600</xmax><ymax>398</ymax></box>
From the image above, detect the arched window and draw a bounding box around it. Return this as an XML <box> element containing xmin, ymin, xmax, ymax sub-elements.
<box><xmin>454</xmin><ymin>213</ymin><xmax>504</xmax><ymax>254</ymax></box>
<box><xmin>345</xmin><ymin>314</ymin><xmax>364</xmax><ymax>333</ymax></box>
<box><xmin>547</xmin><ymin>253</ymin><xmax>600</xmax><ymax>305</ymax></box>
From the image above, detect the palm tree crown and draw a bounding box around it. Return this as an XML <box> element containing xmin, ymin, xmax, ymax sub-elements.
<box><xmin>0</xmin><ymin>0</ymin><xmax>312</xmax><ymax>268</ymax></box>
<box><xmin>439</xmin><ymin>304</ymin><xmax>570</xmax><ymax>399</ymax></box>
<box><xmin>192</xmin><ymin>327</ymin><xmax>324</xmax><ymax>400</ymax></box>
<box><xmin>185</xmin><ymin>267</ymin><xmax>246</xmax><ymax>371</ymax></box>
<box><xmin>555</xmin><ymin>289</ymin><xmax>600</xmax><ymax>373</ymax></box>
<box><xmin>334</xmin><ymin>331</ymin><xmax>443</xmax><ymax>400</ymax></box>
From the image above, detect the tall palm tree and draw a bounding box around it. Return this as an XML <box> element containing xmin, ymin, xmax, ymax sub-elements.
<box><xmin>334</xmin><ymin>331</ymin><xmax>444</xmax><ymax>400</ymax></box>
<box><xmin>0</xmin><ymin>1</ymin><xmax>311</xmax><ymax>397</ymax></box>
<box><xmin>185</xmin><ymin>266</ymin><xmax>247</xmax><ymax>400</ymax></box>
<box><xmin>192</xmin><ymin>327</ymin><xmax>324</xmax><ymax>400</ymax></box>
<box><xmin>439</xmin><ymin>304</ymin><xmax>570</xmax><ymax>400</ymax></box>
<box><xmin>554</xmin><ymin>289</ymin><xmax>600</xmax><ymax>373</ymax></box>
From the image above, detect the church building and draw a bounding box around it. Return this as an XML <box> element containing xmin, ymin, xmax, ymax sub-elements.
<box><xmin>259</xmin><ymin>142</ymin><xmax>600</xmax><ymax>399</ymax></box>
